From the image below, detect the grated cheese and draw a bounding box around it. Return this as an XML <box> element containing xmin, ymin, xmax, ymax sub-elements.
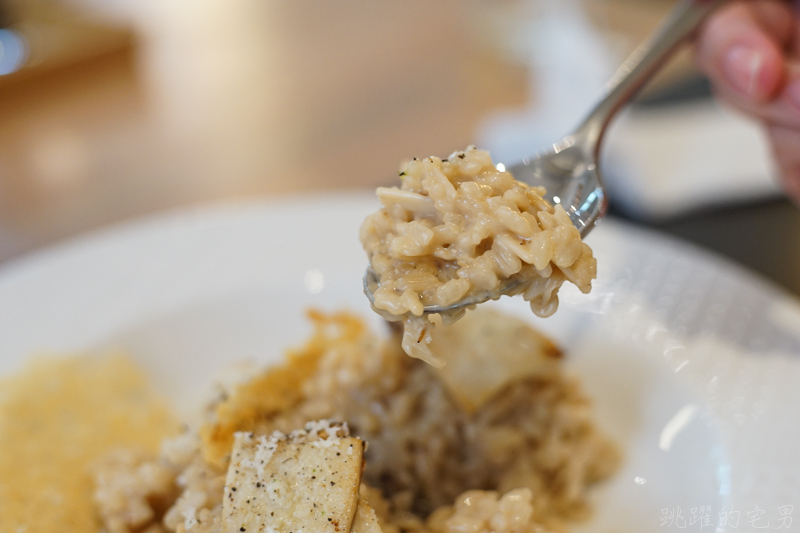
<box><xmin>182</xmin><ymin>507</ymin><xmax>199</xmax><ymax>530</ymax></box>
<box><xmin>0</xmin><ymin>353</ymin><xmax>178</xmax><ymax>533</ymax></box>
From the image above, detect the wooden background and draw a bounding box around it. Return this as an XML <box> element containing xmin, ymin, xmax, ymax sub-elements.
<box><xmin>0</xmin><ymin>0</ymin><xmax>699</xmax><ymax>262</ymax></box>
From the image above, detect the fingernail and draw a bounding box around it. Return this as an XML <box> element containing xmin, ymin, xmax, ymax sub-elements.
<box><xmin>724</xmin><ymin>46</ymin><xmax>763</xmax><ymax>98</ymax></box>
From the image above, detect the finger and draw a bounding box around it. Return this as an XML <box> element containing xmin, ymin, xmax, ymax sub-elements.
<box><xmin>695</xmin><ymin>0</ymin><xmax>792</xmax><ymax>102</ymax></box>
<box><xmin>766</xmin><ymin>124</ymin><xmax>800</xmax><ymax>203</ymax></box>
<box><xmin>712</xmin><ymin>59</ymin><xmax>800</xmax><ymax>129</ymax></box>
<box><xmin>791</xmin><ymin>2</ymin><xmax>800</xmax><ymax>58</ymax></box>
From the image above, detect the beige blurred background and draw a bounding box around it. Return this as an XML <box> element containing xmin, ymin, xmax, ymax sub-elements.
<box><xmin>0</xmin><ymin>0</ymin><xmax>709</xmax><ymax>262</ymax></box>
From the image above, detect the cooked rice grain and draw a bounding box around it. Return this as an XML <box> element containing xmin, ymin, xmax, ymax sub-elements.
<box><xmin>361</xmin><ymin>147</ymin><xmax>596</xmax><ymax>365</ymax></box>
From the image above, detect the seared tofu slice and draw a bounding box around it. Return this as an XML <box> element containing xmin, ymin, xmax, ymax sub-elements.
<box><xmin>222</xmin><ymin>422</ymin><xmax>365</xmax><ymax>533</ymax></box>
<box><xmin>429</xmin><ymin>308</ymin><xmax>562</xmax><ymax>413</ymax></box>
<box><xmin>350</xmin><ymin>497</ymin><xmax>382</xmax><ymax>533</ymax></box>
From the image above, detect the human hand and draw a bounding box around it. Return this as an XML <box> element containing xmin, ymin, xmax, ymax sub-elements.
<box><xmin>696</xmin><ymin>0</ymin><xmax>800</xmax><ymax>201</ymax></box>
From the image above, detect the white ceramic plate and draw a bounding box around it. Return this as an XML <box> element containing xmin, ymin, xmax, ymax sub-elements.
<box><xmin>1</xmin><ymin>193</ymin><xmax>799</xmax><ymax>532</ymax></box>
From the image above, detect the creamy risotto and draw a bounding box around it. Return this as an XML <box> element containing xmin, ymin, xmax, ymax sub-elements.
<box><xmin>92</xmin><ymin>309</ymin><xmax>619</xmax><ymax>533</ymax></box>
<box><xmin>360</xmin><ymin>147</ymin><xmax>596</xmax><ymax>366</ymax></box>
<box><xmin>6</xmin><ymin>144</ymin><xmax>616</xmax><ymax>532</ymax></box>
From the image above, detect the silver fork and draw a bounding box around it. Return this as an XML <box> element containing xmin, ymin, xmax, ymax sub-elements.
<box><xmin>513</xmin><ymin>0</ymin><xmax>732</xmax><ymax>238</ymax></box>
<box><xmin>365</xmin><ymin>0</ymin><xmax>733</xmax><ymax>315</ymax></box>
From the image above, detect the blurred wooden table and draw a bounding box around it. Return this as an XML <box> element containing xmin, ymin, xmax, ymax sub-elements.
<box><xmin>0</xmin><ymin>0</ymin><xmax>532</xmax><ymax>261</ymax></box>
<box><xmin>4</xmin><ymin>0</ymin><xmax>798</xmax><ymax>302</ymax></box>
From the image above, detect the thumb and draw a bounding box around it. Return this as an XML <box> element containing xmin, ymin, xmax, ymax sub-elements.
<box><xmin>695</xmin><ymin>1</ymin><xmax>791</xmax><ymax>102</ymax></box>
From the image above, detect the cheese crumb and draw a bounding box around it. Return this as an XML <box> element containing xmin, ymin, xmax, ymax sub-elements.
<box><xmin>182</xmin><ymin>507</ymin><xmax>198</xmax><ymax>530</ymax></box>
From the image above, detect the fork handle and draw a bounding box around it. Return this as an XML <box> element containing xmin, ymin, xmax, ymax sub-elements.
<box><xmin>576</xmin><ymin>0</ymin><xmax>734</xmax><ymax>154</ymax></box>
